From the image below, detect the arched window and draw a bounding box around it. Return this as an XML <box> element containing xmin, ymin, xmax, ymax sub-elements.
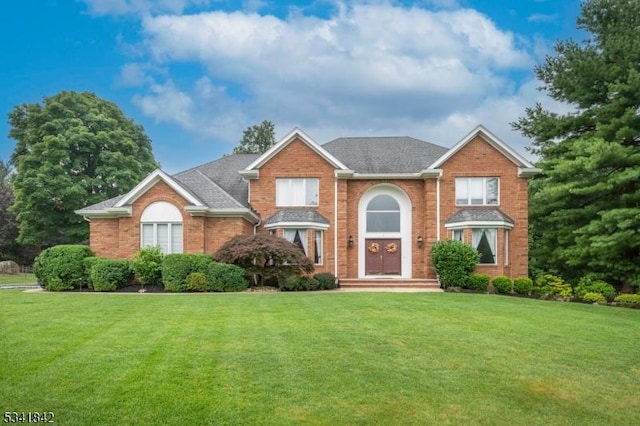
<box><xmin>366</xmin><ymin>195</ymin><xmax>400</xmax><ymax>232</ymax></box>
<box><xmin>140</xmin><ymin>201</ymin><xmax>183</xmax><ymax>254</ymax></box>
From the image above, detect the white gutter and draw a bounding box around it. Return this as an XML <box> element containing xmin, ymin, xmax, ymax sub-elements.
<box><xmin>334</xmin><ymin>174</ymin><xmax>339</xmax><ymax>278</ymax></box>
<box><xmin>436</xmin><ymin>178</ymin><xmax>441</xmax><ymax>241</ymax></box>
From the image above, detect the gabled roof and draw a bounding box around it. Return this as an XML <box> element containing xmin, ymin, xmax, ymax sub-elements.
<box><xmin>323</xmin><ymin>136</ymin><xmax>448</xmax><ymax>174</ymax></box>
<box><xmin>76</xmin><ymin>154</ymin><xmax>260</xmax><ymax>222</ymax></box>
<box><xmin>429</xmin><ymin>125</ymin><xmax>541</xmax><ymax>177</ymax></box>
<box><xmin>241</xmin><ymin>128</ymin><xmax>350</xmax><ymax>177</ymax></box>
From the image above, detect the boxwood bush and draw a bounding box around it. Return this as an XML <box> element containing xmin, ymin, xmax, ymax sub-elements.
<box><xmin>582</xmin><ymin>292</ymin><xmax>606</xmax><ymax>304</ymax></box>
<box><xmin>492</xmin><ymin>276</ymin><xmax>513</xmax><ymax>294</ymax></box>
<box><xmin>207</xmin><ymin>262</ymin><xmax>249</xmax><ymax>292</ymax></box>
<box><xmin>162</xmin><ymin>254</ymin><xmax>213</xmax><ymax>292</ymax></box>
<box><xmin>313</xmin><ymin>272</ymin><xmax>338</xmax><ymax>290</ymax></box>
<box><xmin>279</xmin><ymin>276</ymin><xmax>320</xmax><ymax>291</ymax></box>
<box><xmin>431</xmin><ymin>240</ymin><xmax>480</xmax><ymax>288</ymax></box>
<box><xmin>90</xmin><ymin>259</ymin><xmax>134</xmax><ymax>292</ymax></box>
<box><xmin>466</xmin><ymin>273</ymin><xmax>490</xmax><ymax>292</ymax></box>
<box><xmin>33</xmin><ymin>245</ymin><xmax>94</xmax><ymax>291</ymax></box>
<box><xmin>513</xmin><ymin>277</ymin><xmax>533</xmax><ymax>295</ymax></box>
<box><xmin>186</xmin><ymin>271</ymin><xmax>209</xmax><ymax>292</ymax></box>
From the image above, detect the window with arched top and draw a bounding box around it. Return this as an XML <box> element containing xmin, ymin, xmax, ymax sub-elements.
<box><xmin>140</xmin><ymin>201</ymin><xmax>183</xmax><ymax>254</ymax></box>
<box><xmin>366</xmin><ymin>194</ymin><xmax>401</xmax><ymax>232</ymax></box>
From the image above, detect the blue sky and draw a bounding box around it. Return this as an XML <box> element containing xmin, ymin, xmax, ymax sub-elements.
<box><xmin>1</xmin><ymin>0</ymin><xmax>583</xmax><ymax>173</ymax></box>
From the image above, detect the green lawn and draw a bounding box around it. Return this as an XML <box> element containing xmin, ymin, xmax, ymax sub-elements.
<box><xmin>0</xmin><ymin>273</ymin><xmax>37</xmax><ymax>286</ymax></box>
<box><xmin>1</xmin><ymin>291</ymin><xmax>638</xmax><ymax>425</ymax></box>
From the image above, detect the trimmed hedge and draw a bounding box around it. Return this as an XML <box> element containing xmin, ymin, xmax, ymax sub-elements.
<box><xmin>466</xmin><ymin>274</ymin><xmax>490</xmax><ymax>292</ymax></box>
<box><xmin>207</xmin><ymin>262</ymin><xmax>249</xmax><ymax>292</ymax></box>
<box><xmin>186</xmin><ymin>272</ymin><xmax>209</xmax><ymax>292</ymax></box>
<box><xmin>431</xmin><ymin>240</ymin><xmax>480</xmax><ymax>288</ymax></box>
<box><xmin>90</xmin><ymin>259</ymin><xmax>134</xmax><ymax>292</ymax></box>
<box><xmin>513</xmin><ymin>277</ymin><xmax>533</xmax><ymax>295</ymax></box>
<box><xmin>582</xmin><ymin>292</ymin><xmax>606</xmax><ymax>304</ymax></box>
<box><xmin>33</xmin><ymin>245</ymin><xmax>94</xmax><ymax>291</ymax></box>
<box><xmin>613</xmin><ymin>294</ymin><xmax>640</xmax><ymax>306</ymax></box>
<box><xmin>279</xmin><ymin>276</ymin><xmax>320</xmax><ymax>291</ymax></box>
<box><xmin>162</xmin><ymin>254</ymin><xmax>213</xmax><ymax>292</ymax></box>
<box><xmin>492</xmin><ymin>276</ymin><xmax>513</xmax><ymax>294</ymax></box>
<box><xmin>313</xmin><ymin>272</ymin><xmax>339</xmax><ymax>290</ymax></box>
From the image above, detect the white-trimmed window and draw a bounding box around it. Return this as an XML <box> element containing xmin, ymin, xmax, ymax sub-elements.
<box><xmin>140</xmin><ymin>201</ymin><xmax>183</xmax><ymax>254</ymax></box>
<box><xmin>472</xmin><ymin>228</ymin><xmax>497</xmax><ymax>265</ymax></box>
<box><xmin>366</xmin><ymin>194</ymin><xmax>401</xmax><ymax>233</ymax></box>
<box><xmin>314</xmin><ymin>230</ymin><xmax>323</xmax><ymax>265</ymax></box>
<box><xmin>455</xmin><ymin>177</ymin><xmax>499</xmax><ymax>205</ymax></box>
<box><xmin>453</xmin><ymin>229</ymin><xmax>464</xmax><ymax>242</ymax></box>
<box><xmin>276</xmin><ymin>178</ymin><xmax>319</xmax><ymax>206</ymax></box>
<box><xmin>284</xmin><ymin>229</ymin><xmax>308</xmax><ymax>254</ymax></box>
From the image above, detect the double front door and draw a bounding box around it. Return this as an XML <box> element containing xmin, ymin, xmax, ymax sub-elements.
<box><xmin>365</xmin><ymin>238</ymin><xmax>401</xmax><ymax>275</ymax></box>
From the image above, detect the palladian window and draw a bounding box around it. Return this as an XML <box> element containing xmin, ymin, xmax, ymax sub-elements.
<box><xmin>140</xmin><ymin>201</ymin><xmax>183</xmax><ymax>254</ymax></box>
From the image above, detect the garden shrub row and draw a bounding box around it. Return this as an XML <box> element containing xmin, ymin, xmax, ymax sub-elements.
<box><xmin>279</xmin><ymin>272</ymin><xmax>338</xmax><ymax>291</ymax></box>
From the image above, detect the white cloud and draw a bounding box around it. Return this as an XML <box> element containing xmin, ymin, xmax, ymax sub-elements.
<box><xmin>124</xmin><ymin>2</ymin><xmax>549</xmax><ymax>157</ymax></box>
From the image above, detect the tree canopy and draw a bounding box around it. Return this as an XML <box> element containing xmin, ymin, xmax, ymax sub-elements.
<box><xmin>512</xmin><ymin>0</ymin><xmax>640</xmax><ymax>287</ymax></box>
<box><xmin>233</xmin><ymin>120</ymin><xmax>276</xmax><ymax>154</ymax></box>
<box><xmin>0</xmin><ymin>159</ymin><xmax>18</xmax><ymax>260</ymax></box>
<box><xmin>8</xmin><ymin>91</ymin><xmax>159</xmax><ymax>247</ymax></box>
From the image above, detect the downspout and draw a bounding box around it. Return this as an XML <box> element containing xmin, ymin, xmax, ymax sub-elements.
<box><xmin>334</xmin><ymin>175</ymin><xmax>339</xmax><ymax>278</ymax></box>
<box><xmin>436</xmin><ymin>178</ymin><xmax>441</xmax><ymax>241</ymax></box>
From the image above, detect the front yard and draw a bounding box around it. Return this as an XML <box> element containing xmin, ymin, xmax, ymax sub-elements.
<box><xmin>1</xmin><ymin>290</ymin><xmax>638</xmax><ymax>425</ymax></box>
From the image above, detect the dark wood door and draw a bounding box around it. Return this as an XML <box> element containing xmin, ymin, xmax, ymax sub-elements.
<box><xmin>365</xmin><ymin>238</ymin><xmax>401</xmax><ymax>275</ymax></box>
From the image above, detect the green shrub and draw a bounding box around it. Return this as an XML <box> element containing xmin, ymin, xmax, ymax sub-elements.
<box><xmin>33</xmin><ymin>245</ymin><xmax>94</xmax><ymax>291</ymax></box>
<box><xmin>466</xmin><ymin>274</ymin><xmax>490</xmax><ymax>292</ymax></box>
<box><xmin>582</xmin><ymin>292</ymin><xmax>606</xmax><ymax>304</ymax></box>
<box><xmin>162</xmin><ymin>254</ymin><xmax>213</xmax><ymax>292</ymax></box>
<box><xmin>84</xmin><ymin>257</ymin><xmax>109</xmax><ymax>290</ymax></box>
<box><xmin>492</xmin><ymin>276</ymin><xmax>513</xmax><ymax>294</ymax></box>
<box><xmin>575</xmin><ymin>277</ymin><xmax>616</xmax><ymax>300</ymax></box>
<box><xmin>186</xmin><ymin>272</ymin><xmax>209</xmax><ymax>292</ymax></box>
<box><xmin>313</xmin><ymin>272</ymin><xmax>338</xmax><ymax>290</ymax></box>
<box><xmin>132</xmin><ymin>247</ymin><xmax>164</xmax><ymax>288</ymax></box>
<box><xmin>613</xmin><ymin>294</ymin><xmax>640</xmax><ymax>305</ymax></box>
<box><xmin>90</xmin><ymin>259</ymin><xmax>134</xmax><ymax>292</ymax></box>
<box><xmin>535</xmin><ymin>274</ymin><xmax>573</xmax><ymax>299</ymax></box>
<box><xmin>513</xmin><ymin>277</ymin><xmax>533</xmax><ymax>295</ymax></box>
<box><xmin>279</xmin><ymin>276</ymin><xmax>320</xmax><ymax>291</ymax></box>
<box><xmin>431</xmin><ymin>240</ymin><xmax>480</xmax><ymax>289</ymax></box>
<box><xmin>207</xmin><ymin>262</ymin><xmax>249</xmax><ymax>292</ymax></box>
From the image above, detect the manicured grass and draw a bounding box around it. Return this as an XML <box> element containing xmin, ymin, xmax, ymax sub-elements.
<box><xmin>0</xmin><ymin>273</ymin><xmax>37</xmax><ymax>285</ymax></box>
<box><xmin>1</xmin><ymin>291</ymin><xmax>639</xmax><ymax>425</ymax></box>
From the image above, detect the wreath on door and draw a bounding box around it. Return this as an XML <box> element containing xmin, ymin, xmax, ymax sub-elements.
<box><xmin>367</xmin><ymin>242</ymin><xmax>380</xmax><ymax>254</ymax></box>
<box><xmin>385</xmin><ymin>243</ymin><xmax>398</xmax><ymax>253</ymax></box>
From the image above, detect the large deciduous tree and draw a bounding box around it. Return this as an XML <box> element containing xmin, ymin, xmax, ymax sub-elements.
<box><xmin>0</xmin><ymin>159</ymin><xmax>19</xmax><ymax>260</ymax></box>
<box><xmin>512</xmin><ymin>0</ymin><xmax>640</xmax><ymax>287</ymax></box>
<box><xmin>233</xmin><ymin>120</ymin><xmax>276</xmax><ymax>154</ymax></box>
<box><xmin>8</xmin><ymin>91</ymin><xmax>159</xmax><ymax>247</ymax></box>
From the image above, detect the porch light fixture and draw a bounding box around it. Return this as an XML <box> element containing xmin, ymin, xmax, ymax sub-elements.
<box><xmin>417</xmin><ymin>235</ymin><xmax>424</xmax><ymax>248</ymax></box>
<box><xmin>348</xmin><ymin>235</ymin><xmax>354</xmax><ymax>247</ymax></box>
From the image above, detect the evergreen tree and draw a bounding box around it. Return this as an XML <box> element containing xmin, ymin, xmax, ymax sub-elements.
<box><xmin>512</xmin><ymin>0</ymin><xmax>640</xmax><ymax>286</ymax></box>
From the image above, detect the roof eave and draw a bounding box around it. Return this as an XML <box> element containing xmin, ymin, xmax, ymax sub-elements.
<box><xmin>518</xmin><ymin>167</ymin><xmax>543</xmax><ymax>178</ymax></box>
<box><xmin>184</xmin><ymin>206</ymin><xmax>260</xmax><ymax>223</ymax></box>
<box><xmin>74</xmin><ymin>207</ymin><xmax>132</xmax><ymax>219</ymax></box>
<box><xmin>264</xmin><ymin>221</ymin><xmax>330</xmax><ymax>230</ymax></box>
<box><xmin>115</xmin><ymin>169</ymin><xmax>203</xmax><ymax>207</ymax></box>
<box><xmin>444</xmin><ymin>220</ymin><xmax>515</xmax><ymax>229</ymax></box>
<box><xmin>345</xmin><ymin>169</ymin><xmax>442</xmax><ymax>180</ymax></box>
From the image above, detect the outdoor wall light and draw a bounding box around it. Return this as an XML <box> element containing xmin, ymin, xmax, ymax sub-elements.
<box><xmin>417</xmin><ymin>235</ymin><xmax>424</xmax><ymax>248</ymax></box>
<box><xmin>348</xmin><ymin>235</ymin><xmax>354</xmax><ymax>247</ymax></box>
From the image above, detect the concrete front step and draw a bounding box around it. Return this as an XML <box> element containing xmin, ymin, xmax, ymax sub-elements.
<box><xmin>339</xmin><ymin>278</ymin><xmax>442</xmax><ymax>292</ymax></box>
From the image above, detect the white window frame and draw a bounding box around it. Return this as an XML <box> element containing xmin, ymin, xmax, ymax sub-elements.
<box><xmin>276</xmin><ymin>178</ymin><xmax>319</xmax><ymax>207</ymax></box>
<box><xmin>141</xmin><ymin>223</ymin><xmax>183</xmax><ymax>254</ymax></box>
<box><xmin>455</xmin><ymin>177</ymin><xmax>499</xmax><ymax>206</ymax></box>
<box><xmin>472</xmin><ymin>228</ymin><xmax>497</xmax><ymax>265</ymax></box>
<box><xmin>314</xmin><ymin>230</ymin><xmax>323</xmax><ymax>266</ymax></box>
<box><xmin>452</xmin><ymin>229</ymin><xmax>464</xmax><ymax>242</ymax></box>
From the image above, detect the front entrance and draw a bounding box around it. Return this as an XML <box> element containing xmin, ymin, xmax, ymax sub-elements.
<box><xmin>365</xmin><ymin>238</ymin><xmax>401</xmax><ymax>275</ymax></box>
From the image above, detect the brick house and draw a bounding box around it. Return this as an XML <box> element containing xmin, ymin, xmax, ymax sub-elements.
<box><xmin>76</xmin><ymin>125</ymin><xmax>540</xmax><ymax>288</ymax></box>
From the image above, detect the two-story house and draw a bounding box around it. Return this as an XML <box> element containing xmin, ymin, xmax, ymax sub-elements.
<box><xmin>76</xmin><ymin>125</ymin><xmax>540</xmax><ymax>288</ymax></box>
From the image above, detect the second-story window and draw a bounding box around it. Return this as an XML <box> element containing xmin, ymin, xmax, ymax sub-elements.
<box><xmin>455</xmin><ymin>177</ymin><xmax>499</xmax><ymax>205</ymax></box>
<box><xmin>276</xmin><ymin>178</ymin><xmax>319</xmax><ymax>206</ymax></box>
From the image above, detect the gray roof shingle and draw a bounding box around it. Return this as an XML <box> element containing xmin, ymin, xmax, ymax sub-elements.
<box><xmin>445</xmin><ymin>208</ymin><xmax>515</xmax><ymax>225</ymax></box>
<box><xmin>322</xmin><ymin>136</ymin><xmax>449</xmax><ymax>173</ymax></box>
<box><xmin>264</xmin><ymin>209</ymin><xmax>330</xmax><ymax>226</ymax></box>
